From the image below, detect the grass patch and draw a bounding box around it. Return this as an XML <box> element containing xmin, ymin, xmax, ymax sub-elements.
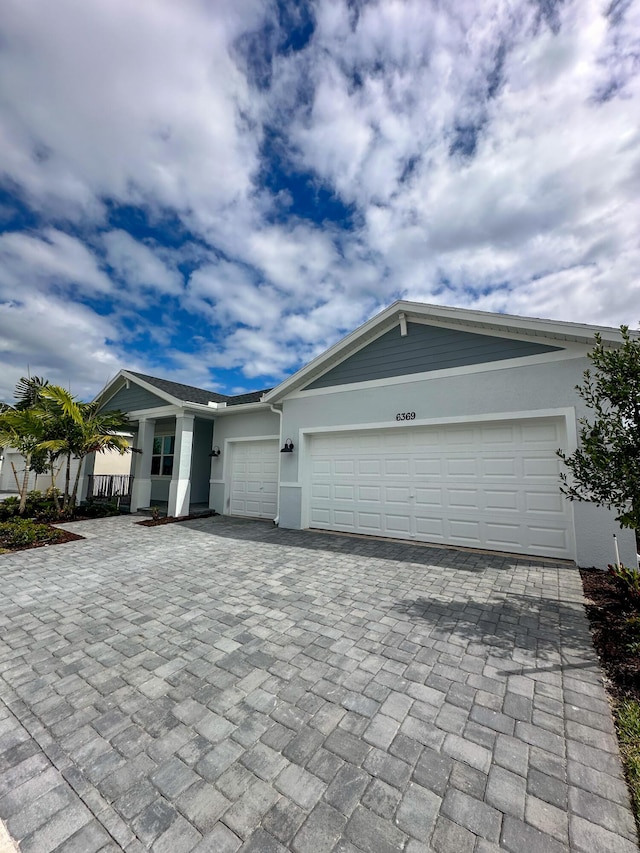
<box><xmin>616</xmin><ymin>699</ymin><xmax>640</xmax><ymax>821</ymax></box>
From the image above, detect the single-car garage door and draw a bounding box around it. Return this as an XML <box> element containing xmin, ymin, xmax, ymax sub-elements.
<box><xmin>307</xmin><ymin>418</ymin><xmax>574</xmax><ymax>559</ymax></box>
<box><xmin>229</xmin><ymin>440</ymin><xmax>279</xmax><ymax>519</ymax></box>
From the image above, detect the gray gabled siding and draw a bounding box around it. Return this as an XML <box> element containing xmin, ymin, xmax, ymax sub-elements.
<box><xmin>306</xmin><ymin>322</ymin><xmax>563</xmax><ymax>390</ymax></box>
<box><xmin>100</xmin><ymin>383</ymin><xmax>167</xmax><ymax>413</ymax></box>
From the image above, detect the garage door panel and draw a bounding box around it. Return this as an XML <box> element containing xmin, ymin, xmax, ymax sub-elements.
<box><xmin>358</xmin><ymin>485</ymin><xmax>381</xmax><ymax>501</ymax></box>
<box><xmin>308</xmin><ymin>417</ymin><xmax>573</xmax><ymax>559</ymax></box>
<box><xmin>335</xmin><ymin>460</ymin><xmax>356</xmax><ymax>475</ymax></box>
<box><xmin>485</xmin><ymin>522</ymin><xmax>522</xmax><ymax>547</ymax></box>
<box><xmin>415</xmin><ymin>517</ymin><xmax>445</xmax><ymax>537</ymax></box>
<box><xmin>484</xmin><ymin>490</ymin><xmax>519</xmax><ymax>511</ymax></box>
<box><xmin>358</xmin><ymin>459</ymin><xmax>381</xmax><ymax>476</ymax></box>
<box><xmin>415</xmin><ymin>487</ymin><xmax>442</xmax><ymax>506</ymax></box>
<box><xmin>522</xmin><ymin>422</ymin><xmax>561</xmax><ymax>442</ymax></box>
<box><xmin>448</xmin><ymin>489</ymin><xmax>478</xmax><ymax>508</ymax></box>
<box><xmin>482</xmin><ymin>458</ymin><xmax>517</xmax><ymax>477</ymax></box>
<box><xmin>334</xmin><ymin>510</ymin><xmax>355</xmax><ymax>526</ymax></box>
<box><xmin>385</xmin><ymin>486</ymin><xmax>411</xmax><ymax>503</ymax></box>
<box><xmin>311</xmin><ymin>483</ymin><xmax>331</xmax><ymax>500</ymax></box>
<box><xmin>336</xmin><ymin>485</ymin><xmax>356</xmax><ymax>500</ymax></box>
<box><xmin>385</xmin><ymin>514</ymin><xmax>411</xmax><ymax>533</ymax></box>
<box><xmin>447</xmin><ymin>458</ymin><xmax>477</xmax><ymax>477</ymax></box>
<box><xmin>229</xmin><ymin>440</ymin><xmax>279</xmax><ymax>519</ymax></box>
<box><xmin>385</xmin><ymin>459</ymin><xmax>410</xmax><ymax>476</ymax></box>
<box><xmin>523</xmin><ymin>457</ymin><xmax>561</xmax><ymax>478</ymax></box>
<box><xmin>526</xmin><ymin>491</ymin><xmax>564</xmax><ymax>513</ymax></box>
<box><xmin>414</xmin><ymin>459</ymin><xmax>442</xmax><ymax>476</ymax></box>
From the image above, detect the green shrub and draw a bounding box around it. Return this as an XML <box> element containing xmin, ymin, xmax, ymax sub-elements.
<box><xmin>0</xmin><ymin>518</ymin><xmax>63</xmax><ymax>549</ymax></box>
<box><xmin>0</xmin><ymin>490</ymin><xmax>63</xmax><ymax>522</ymax></box>
<box><xmin>608</xmin><ymin>563</ymin><xmax>640</xmax><ymax>602</ymax></box>
<box><xmin>76</xmin><ymin>501</ymin><xmax>119</xmax><ymax>519</ymax></box>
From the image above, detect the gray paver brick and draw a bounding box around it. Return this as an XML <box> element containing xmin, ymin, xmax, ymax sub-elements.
<box><xmin>501</xmin><ymin>815</ymin><xmax>567</xmax><ymax>853</ymax></box>
<box><xmin>441</xmin><ymin>788</ymin><xmax>501</xmax><ymax>842</ymax></box>
<box><xmin>396</xmin><ymin>781</ymin><xmax>440</xmax><ymax>842</ymax></box>
<box><xmin>0</xmin><ymin>516</ymin><xmax>636</xmax><ymax>853</ymax></box>
<box><xmin>345</xmin><ymin>804</ymin><xmax>406</xmax><ymax>853</ymax></box>
<box><xmin>431</xmin><ymin>815</ymin><xmax>475</xmax><ymax>853</ymax></box>
<box><xmin>275</xmin><ymin>764</ymin><xmax>325</xmax><ymax>810</ymax></box>
<box><xmin>292</xmin><ymin>802</ymin><xmax>346</xmax><ymax>853</ymax></box>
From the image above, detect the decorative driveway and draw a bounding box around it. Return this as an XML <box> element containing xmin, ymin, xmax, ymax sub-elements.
<box><xmin>0</xmin><ymin>515</ymin><xmax>636</xmax><ymax>853</ymax></box>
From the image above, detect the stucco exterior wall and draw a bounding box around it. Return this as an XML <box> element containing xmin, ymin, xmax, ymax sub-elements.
<box><xmin>208</xmin><ymin>408</ymin><xmax>280</xmax><ymax>512</ymax></box>
<box><xmin>276</xmin><ymin>354</ymin><xmax>636</xmax><ymax>569</ymax></box>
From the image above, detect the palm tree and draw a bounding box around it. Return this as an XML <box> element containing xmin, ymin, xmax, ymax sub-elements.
<box><xmin>38</xmin><ymin>386</ymin><xmax>132</xmax><ymax>512</ymax></box>
<box><xmin>0</xmin><ymin>408</ymin><xmax>47</xmax><ymax>513</ymax></box>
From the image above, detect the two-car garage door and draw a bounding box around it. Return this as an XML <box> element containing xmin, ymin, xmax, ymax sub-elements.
<box><xmin>307</xmin><ymin>418</ymin><xmax>574</xmax><ymax>559</ymax></box>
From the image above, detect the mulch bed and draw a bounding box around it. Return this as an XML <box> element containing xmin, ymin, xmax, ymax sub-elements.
<box><xmin>581</xmin><ymin>568</ymin><xmax>640</xmax><ymax>700</ymax></box>
<box><xmin>136</xmin><ymin>511</ymin><xmax>217</xmax><ymax>527</ymax></box>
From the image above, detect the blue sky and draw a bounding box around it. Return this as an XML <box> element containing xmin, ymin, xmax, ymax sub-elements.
<box><xmin>0</xmin><ymin>0</ymin><xmax>639</xmax><ymax>402</ymax></box>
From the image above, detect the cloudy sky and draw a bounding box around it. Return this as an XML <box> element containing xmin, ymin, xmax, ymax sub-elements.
<box><xmin>0</xmin><ymin>0</ymin><xmax>638</xmax><ymax>402</ymax></box>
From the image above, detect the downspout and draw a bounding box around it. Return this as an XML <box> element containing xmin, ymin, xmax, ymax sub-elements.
<box><xmin>270</xmin><ymin>403</ymin><xmax>283</xmax><ymax>525</ymax></box>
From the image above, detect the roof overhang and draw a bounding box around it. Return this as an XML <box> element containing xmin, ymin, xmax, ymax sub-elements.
<box><xmin>263</xmin><ymin>300</ymin><xmax>633</xmax><ymax>404</ymax></box>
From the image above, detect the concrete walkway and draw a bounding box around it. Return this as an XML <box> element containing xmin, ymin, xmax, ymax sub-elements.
<box><xmin>0</xmin><ymin>515</ymin><xmax>636</xmax><ymax>852</ymax></box>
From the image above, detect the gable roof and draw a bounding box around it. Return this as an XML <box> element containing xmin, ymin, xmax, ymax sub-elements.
<box><xmin>126</xmin><ymin>371</ymin><xmax>228</xmax><ymax>405</ymax></box>
<box><xmin>96</xmin><ymin>368</ymin><xmax>272</xmax><ymax>412</ymax></box>
<box><xmin>263</xmin><ymin>300</ymin><xmax>631</xmax><ymax>403</ymax></box>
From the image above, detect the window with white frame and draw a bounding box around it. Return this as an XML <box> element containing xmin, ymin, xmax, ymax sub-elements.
<box><xmin>151</xmin><ymin>436</ymin><xmax>175</xmax><ymax>476</ymax></box>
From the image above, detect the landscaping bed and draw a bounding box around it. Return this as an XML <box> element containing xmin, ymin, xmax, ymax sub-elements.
<box><xmin>0</xmin><ymin>518</ymin><xmax>83</xmax><ymax>553</ymax></box>
<box><xmin>136</xmin><ymin>510</ymin><xmax>216</xmax><ymax>527</ymax></box>
<box><xmin>581</xmin><ymin>567</ymin><xmax>640</xmax><ymax>829</ymax></box>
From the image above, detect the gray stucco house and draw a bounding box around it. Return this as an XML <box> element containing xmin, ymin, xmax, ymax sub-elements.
<box><xmin>89</xmin><ymin>300</ymin><xmax>637</xmax><ymax>568</ymax></box>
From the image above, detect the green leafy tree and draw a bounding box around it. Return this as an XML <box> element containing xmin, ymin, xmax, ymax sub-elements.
<box><xmin>12</xmin><ymin>375</ymin><xmax>61</xmax><ymax>508</ymax></box>
<box><xmin>0</xmin><ymin>408</ymin><xmax>47</xmax><ymax>514</ymax></box>
<box><xmin>38</xmin><ymin>386</ymin><xmax>132</xmax><ymax>512</ymax></box>
<box><xmin>558</xmin><ymin>326</ymin><xmax>640</xmax><ymax>534</ymax></box>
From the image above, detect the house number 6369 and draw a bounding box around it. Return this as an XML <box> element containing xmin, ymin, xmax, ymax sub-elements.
<box><xmin>395</xmin><ymin>411</ymin><xmax>416</xmax><ymax>421</ymax></box>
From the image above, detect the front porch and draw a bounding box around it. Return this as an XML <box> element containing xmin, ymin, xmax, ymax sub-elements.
<box><xmin>81</xmin><ymin>410</ymin><xmax>216</xmax><ymax>518</ymax></box>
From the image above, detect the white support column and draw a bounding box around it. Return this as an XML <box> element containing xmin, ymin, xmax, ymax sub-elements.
<box><xmin>168</xmin><ymin>413</ymin><xmax>194</xmax><ymax>517</ymax></box>
<box><xmin>130</xmin><ymin>418</ymin><xmax>155</xmax><ymax>512</ymax></box>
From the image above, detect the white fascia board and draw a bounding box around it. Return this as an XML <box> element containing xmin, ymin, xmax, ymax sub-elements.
<box><xmin>127</xmin><ymin>405</ymin><xmax>182</xmax><ymax>420</ymax></box>
<box><xmin>399</xmin><ymin>300</ymin><xmax>632</xmax><ymax>343</ymax></box>
<box><xmin>212</xmin><ymin>401</ymin><xmax>273</xmax><ymax>417</ymax></box>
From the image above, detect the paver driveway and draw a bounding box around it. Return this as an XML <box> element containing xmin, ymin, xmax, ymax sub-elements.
<box><xmin>0</xmin><ymin>515</ymin><xmax>636</xmax><ymax>853</ymax></box>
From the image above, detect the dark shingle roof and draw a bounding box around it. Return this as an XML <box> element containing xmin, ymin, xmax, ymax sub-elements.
<box><xmin>128</xmin><ymin>372</ymin><xmax>229</xmax><ymax>405</ymax></box>
<box><xmin>226</xmin><ymin>388</ymin><xmax>272</xmax><ymax>406</ymax></box>
<box><xmin>127</xmin><ymin>372</ymin><xmax>269</xmax><ymax>407</ymax></box>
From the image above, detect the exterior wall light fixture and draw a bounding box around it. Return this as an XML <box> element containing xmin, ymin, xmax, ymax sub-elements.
<box><xmin>281</xmin><ymin>438</ymin><xmax>294</xmax><ymax>453</ymax></box>
<box><xmin>209</xmin><ymin>446</ymin><xmax>221</xmax><ymax>457</ymax></box>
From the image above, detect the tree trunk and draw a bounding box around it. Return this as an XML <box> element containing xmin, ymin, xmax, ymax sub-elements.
<box><xmin>64</xmin><ymin>453</ymin><xmax>71</xmax><ymax>512</ymax></box>
<box><xmin>19</xmin><ymin>452</ymin><xmax>31</xmax><ymax>514</ymax></box>
<box><xmin>10</xmin><ymin>461</ymin><xmax>20</xmax><ymax>492</ymax></box>
<box><xmin>50</xmin><ymin>454</ymin><xmax>60</xmax><ymax>515</ymax></box>
<box><xmin>69</xmin><ymin>456</ymin><xmax>84</xmax><ymax>511</ymax></box>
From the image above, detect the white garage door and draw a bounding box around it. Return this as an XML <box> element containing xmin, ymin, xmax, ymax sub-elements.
<box><xmin>229</xmin><ymin>440</ymin><xmax>279</xmax><ymax>519</ymax></box>
<box><xmin>307</xmin><ymin>418</ymin><xmax>574</xmax><ymax>559</ymax></box>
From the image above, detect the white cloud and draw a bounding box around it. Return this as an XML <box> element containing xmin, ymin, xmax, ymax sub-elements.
<box><xmin>0</xmin><ymin>0</ymin><xmax>639</xmax><ymax>400</ymax></box>
<box><xmin>0</xmin><ymin>229</ymin><xmax>113</xmax><ymax>295</ymax></box>
<box><xmin>102</xmin><ymin>230</ymin><xmax>182</xmax><ymax>296</ymax></box>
